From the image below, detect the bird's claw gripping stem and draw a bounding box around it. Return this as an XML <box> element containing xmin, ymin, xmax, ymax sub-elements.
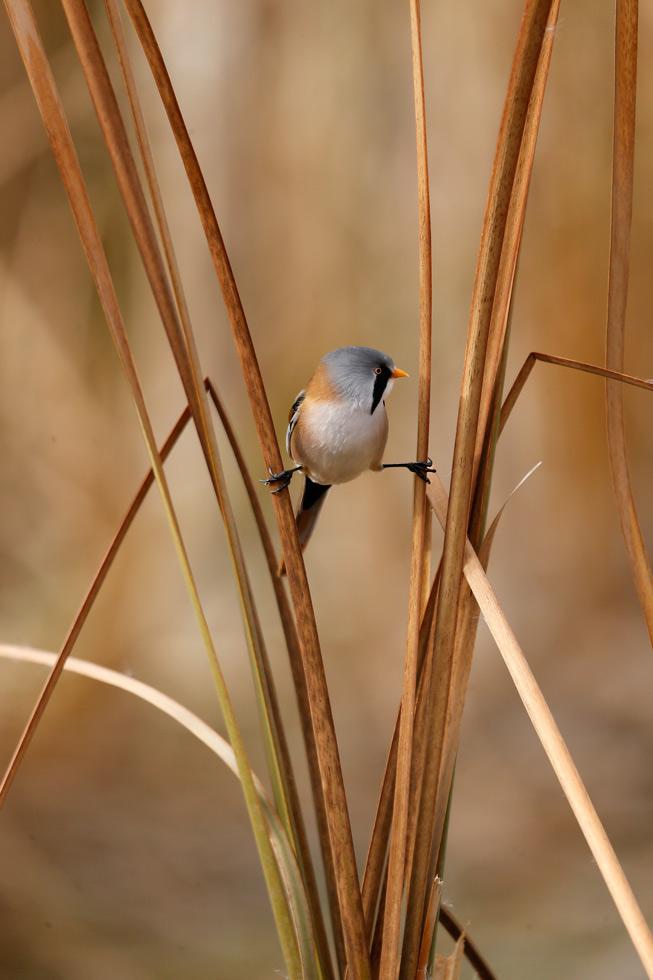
<box><xmin>406</xmin><ymin>458</ymin><xmax>436</xmax><ymax>483</ymax></box>
<box><xmin>260</xmin><ymin>466</ymin><xmax>300</xmax><ymax>493</ymax></box>
<box><xmin>382</xmin><ymin>457</ymin><xmax>436</xmax><ymax>484</ymax></box>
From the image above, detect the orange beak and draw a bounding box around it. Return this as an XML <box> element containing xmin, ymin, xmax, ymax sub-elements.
<box><xmin>391</xmin><ymin>367</ymin><xmax>409</xmax><ymax>379</ymax></box>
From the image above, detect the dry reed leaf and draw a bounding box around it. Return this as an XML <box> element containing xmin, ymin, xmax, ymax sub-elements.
<box><xmin>605</xmin><ymin>0</ymin><xmax>653</xmax><ymax>643</ymax></box>
<box><xmin>60</xmin><ymin>9</ymin><xmax>304</xmax><ymax>899</ymax></box>
<box><xmin>361</xmin><ymin>580</ymin><xmax>438</xmax><ymax>937</ymax></box>
<box><xmin>500</xmin><ymin>351</ymin><xmax>653</xmax><ymax>434</ymax></box>
<box><xmin>100</xmin><ymin>5</ymin><xmax>333</xmax><ymax>969</ymax></box>
<box><xmin>368</xmin><ymin>456</ymin><xmax>537</xmax><ymax>969</ymax></box>
<box><xmin>0</xmin><ymin>45</ymin><xmax>90</xmax><ymax>188</ymax></box>
<box><xmin>474</xmin><ymin>1</ymin><xmax>560</xmax><ymax>479</ymax></box>
<box><xmin>425</xmin><ymin>474</ymin><xmax>653</xmax><ymax>980</ymax></box>
<box><xmin>416</xmin><ymin>876</ymin><xmax>442</xmax><ymax>977</ymax></box>
<box><xmin>120</xmin><ymin>2</ymin><xmax>368</xmax><ymax>973</ymax></box>
<box><xmin>59</xmin><ymin>2</ymin><xmax>297</xmax><ymax>876</ymax></box>
<box><xmin>402</xmin><ymin>5</ymin><xmax>556</xmax><ymax>974</ymax></box>
<box><xmin>470</xmin><ymin>0</ymin><xmax>559</xmax><ymax>556</ymax></box>
<box><xmin>417</xmin><ymin>11</ymin><xmax>560</xmax><ymax>956</ymax></box>
<box><xmin>0</xmin><ymin>644</ymin><xmax>318</xmax><ymax>980</ymax></box>
<box><xmin>379</xmin><ymin>0</ymin><xmax>433</xmax><ymax>976</ymax></box>
<box><xmin>423</xmin><ymin>462</ymin><xmax>544</xmax><ymax>891</ymax></box>
<box><xmin>2</xmin><ymin>4</ymin><xmax>300</xmax><ymax>974</ymax></box>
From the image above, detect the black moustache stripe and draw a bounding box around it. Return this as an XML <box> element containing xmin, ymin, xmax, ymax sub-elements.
<box><xmin>371</xmin><ymin>367</ymin><xmax>391</xmax><ymax>414</ymax></box>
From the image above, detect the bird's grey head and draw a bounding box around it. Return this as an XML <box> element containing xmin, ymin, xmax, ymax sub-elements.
<box><xmin>321</xmin><ymin>346</ymin><xmax>407</xmax><ymax>414</ymax></box>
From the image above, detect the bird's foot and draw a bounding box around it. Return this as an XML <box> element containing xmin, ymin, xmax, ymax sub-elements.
<box><xmin>260</xmin><ymin>466</ymin><xmax>301</xmax><ymax>493</ymax></box>
<box><xmin>382</xmin><ymin>457</ymin><xmax>436</xmax><ymax>484</ymax></box>
<box><xmin>406</xmin><ymin>458</ymin><xmax>437</xmax><ymax>483</ymax></box>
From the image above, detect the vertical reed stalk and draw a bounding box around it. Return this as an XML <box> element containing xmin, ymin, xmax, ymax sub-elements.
<box><xmin>401</xmin><ymin>5</ymin><xmax>554</xmax><ymax>974</ymax></box>
<box><xmin>425</xmin><ymin>473</ymin><xmax>653</xmax><ymax>979</ymax></box>
<box><xmin>605</xmin><ymin>0</ymin><xmax>653</xmax><ymax>643</ymax></box>
<box><xmin>378</xmin><ymin>0</ymin><xmax>432</xmax><ymax>975</ymax></box>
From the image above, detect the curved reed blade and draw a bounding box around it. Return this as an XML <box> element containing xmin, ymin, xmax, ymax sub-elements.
<box><xmin>2</xmin><ymin>4</ymin><xmax>300</xmax><ymax>974</ymax></box>
<box><xmin>120</xmin><ymin>2</ymin><xmax>369</xmax><ymax>974</ymax></box>
<box><xmin>0</xmin><ymin>644</ymin><xmax>318</xmax><ymax>980</ymax></box>
<box><xmin>379</xmin><ymin>0</ymin><xmax>433</xmax><ymax>975</ymax></box>
<box><xmin>425</xmin><ymin>474</ymin><xmax>653</xmax><ymax>979</ymax></box>
<box><xmin>500</xmin><ymin>352</ymin><xmax>653</xmax><ymax>435</ymax></box>
<box><xmin>401</xmin><ymin>5</ymin><xmax>556</xmax><ymax>975</ymax></box>
<box><xmin>56</xmin><ymin>0</ymin><xmax>303</xmax><ymax>883</ymax></box>
<box><xmin>100</xmin><ymin>6</ymin><xmax>334</xmax><ymax>970</ymax></box>
<box><xmin>605</xmin><ymin>0</ymin><xmax>653</xmax><ymax>643</ymax></box>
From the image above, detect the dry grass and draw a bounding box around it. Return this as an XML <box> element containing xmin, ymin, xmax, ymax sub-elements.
<box><xmin>1</xmin><ymin>1</ymin><xmax>652</xmax><ymax>978</ymax></box>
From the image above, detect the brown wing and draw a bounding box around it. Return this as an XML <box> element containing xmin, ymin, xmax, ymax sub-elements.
<box><xmin>286</xmin><ymin>389</ymin><xmax>305</xmax><ymax>459</ymax></box>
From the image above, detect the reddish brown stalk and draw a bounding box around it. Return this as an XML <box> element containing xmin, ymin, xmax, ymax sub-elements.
<box><xmin>101</xmin><ymin>4</ymin><xmax>334</xmax><ymax>966</ymax></box>
<box><xmin>425</xmin><ymin>472</ymin><xmax>653</xmax><ymax>978</ymax></box>
<box><xmin>424</xmin><ymin>358</ymin><xmax>653</xmax><ymax>899</ymax></box>
<box><xmin>474</xmin><ymin>2</ymin><xmax>560</xmax><ymax>479</ymax></box>
<box><xmin>423</xmin><ymin>5</ymin><xmax>562</xmax><ymax>936</ymax></box>
<box><xmin>60</xmin><ymin>7</ymin><xmax>278</xmax><ymax>740</ymax></box>
<box><xmin>416</xmin><ymin>876</ymin><xmax>441</xmax><ymax>977</ymax></box>
<box><xmin>206</xmin><ymin>381</ymin><xmax>341</xmax><ymax>975</ymax></box>
<box><xmin>121</xmin><ymin>3</ymin><xmax>369</xmax><ymax>973</ymax></box>
<box><xmin>59</xmin><ymin>0</ymin><xmax>199</xmax><ymax>418</ymax></box>
<box><xmin>361</xmin><ymin>579</ymin><xmax>438</xmax><ymax>935</ymax></box>
<box><xmin>605</xmin><ymin>0</ymin><xmax>653</xmax><ymax>643</ymax></box>
<box><xmin>1</xmin><ymin>9</ymin><xmax>300</xmax><ymax>969</ymax></box>
<box><xmin>401</xmin><ymin>5</ymin><xmax>554</xmax><ymax>975</ymax></box>
<box><xmin>379</xmin><ymin>0</ymin><xmax>432</xmax><ymax>975</ymax></box>
<box><xmin>63</xmin><ymin>6</ymin><xmax>319</xmax><ymax>964</ymax></box>
<box><xmin>500</xmin><ymin>352</ymin><xmax>653</xmax><ymax>435</ymax></box>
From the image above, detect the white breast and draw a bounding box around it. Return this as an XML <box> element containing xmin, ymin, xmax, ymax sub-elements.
<box><xmin>297</xmin><ymin>399</ymin><xmax>388</xmax><ymax>485</ymax></box>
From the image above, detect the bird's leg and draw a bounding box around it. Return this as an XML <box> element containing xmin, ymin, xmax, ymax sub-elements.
<box><xmin>260</xmin><ymin>465</ymin><xmax>302</xmax><ymax>494</ymax></box>
<box><xmin>382</xmin><ymin>457</ymin><xmax>436</xmax><ymax>484</ymax></box>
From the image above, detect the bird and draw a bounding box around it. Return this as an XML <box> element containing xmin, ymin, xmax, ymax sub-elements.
<box><xmin>262</xmin><ymin>345</ymin><xmax>435</xmax><ymax>568</ymax></box>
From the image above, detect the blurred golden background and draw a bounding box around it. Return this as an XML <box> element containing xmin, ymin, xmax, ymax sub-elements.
<box><xmin>2</xmin><ymin>1</ymin><xmax>653</xmax><ymax>977</ymax></box>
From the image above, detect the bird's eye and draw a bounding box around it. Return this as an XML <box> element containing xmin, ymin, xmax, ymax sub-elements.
<box><xmin>374</xmin><ymin>367</ymin><xmax>382</xmax><ymax>375</ymax></box>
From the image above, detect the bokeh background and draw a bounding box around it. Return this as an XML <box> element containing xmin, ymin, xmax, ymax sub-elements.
<box><xmin>1</xmin><ymin>1</ymin><xmax>653</xmax><ymax>977</ymax></box>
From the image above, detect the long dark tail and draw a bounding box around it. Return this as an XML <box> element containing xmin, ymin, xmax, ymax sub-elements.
<box><xmin>278</xmin><ymin>476</ymin><xmax>330</xmax><ymax>576</ymax></box>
